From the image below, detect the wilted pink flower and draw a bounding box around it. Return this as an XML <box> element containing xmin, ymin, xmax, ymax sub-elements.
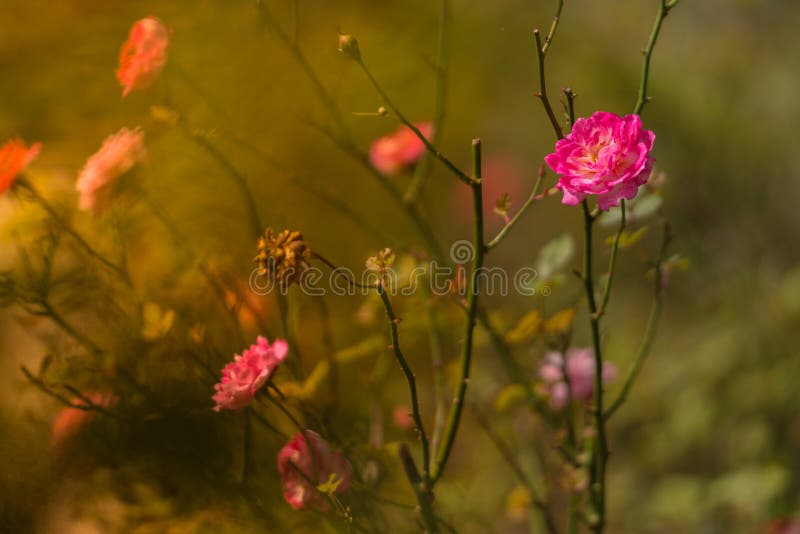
<box><xmin>545</xmin><ymin>111</ymin><xmax>655</xmax><ymax>210</ymax></box>
<box><xmin>539</xmin><ymin>348</ymin><xmax>616</xmax><ymax>410</ymax></box>
<box><xmin>76</xmin><ymin>127</ymin><xmax>146</xmax><ymax>212</ymax></box>
<box><xmin>277</xmin><ymin>430</ymin><xmax>353</xmax><ymax>510</ymax></box>
<box><xmin>369</xmin><ymin>122</ymin><xmax>433</xmax><ymax>175</ymax></box>
<box><xmin>0</xmin><ymin>138</ymin><xmax>41</xmax><ymax>194</ymax></box>
<box><xmin>212</xmin><ymin>336</ymin><xmax>288</xmax><ymax>411</ymax></box>
<box><xmin>51</xmin><ymin>391</ymin><xmax>115</xmax><ymax>451</ymax></box>
<box><xmin>117</xmin><ymin>17</ymin><xmax>169</xmax><ymax>97</ymax></box>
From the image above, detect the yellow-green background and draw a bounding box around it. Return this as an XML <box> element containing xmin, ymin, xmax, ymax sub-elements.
<box><xmin>1</xmin><ymin>0</ymin><xmax>799</xmax><ymax>532</ymax></box>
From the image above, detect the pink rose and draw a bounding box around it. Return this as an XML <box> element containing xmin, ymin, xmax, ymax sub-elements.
<box><xmin>212</xmin><ymin>336</ymin><xmax>288</xmax><ymax>411</ymax></box>
<box><xmin>277</xmin><ymin>430</ymin><xmax>353</xmax><ymax>511</ymax></box>
<box><xmin>117</xmin><ymin>17</ymin><xmax>169</xmax><ymax>97</ymax></box>
<box><xmin>539</xmin><ymin>348</ymin><xmax>616</xmax><ymax>410</ymax></box>
<box><xmin>0</xmin><ymin>138</ymin><xmax>41</xmax><ymax>194</ymax></box>
<box><xmin>369</xmin><ymin>122</ymin><xmax>433</xmax><ymax>175</ymax></box>
<box><xmin>545</xmin><ymin>111</ymin><xmax>655</xmax><ymax>210</ymax></box>
<box><xmin>76</xmin><ymin>127</ymin><xmax>146</xmax><ymax>213</ymax></box>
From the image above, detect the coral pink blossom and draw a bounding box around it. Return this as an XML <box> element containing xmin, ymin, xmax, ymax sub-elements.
<box><xmin>277</xmin><ymin>430</ymin><xmax>353</xmax><ymax>510</ymax></box>
<box><xmin>212</xmin><ymin>336</ymin><xmax>288</xmax><ymax>411</ymax></box>
<box><xmin>545</xmin><ymin>111</ymin><xmax>655</xmax><ymax>210</ymax></box>
<box><xmin>0</xmin><ymin>138</ymin><xmax>41</xmax><ymax>194</ymax></box>
<box><xmin>539</xmin><ymin>348</ymin><xmax>617</xmax><ymax>410</ymax></box>
<box><xmin>51</xmin><ymin>391</ymin><xmax>115</xmax><ymax>451</ymax></box>
<box><xmin>369</xmin><ymin>122</ymin><xmax>433</xmax><ymax>175</ymax></box>
<box><xmin>117</xmin><ymin>17</ymin><xmax>169</xmax><ymax>97</ymax></box>
<box><xmin>76</xmin><ymin>127</ymin><xmax>146</xmax><ymax>212</ymax></box>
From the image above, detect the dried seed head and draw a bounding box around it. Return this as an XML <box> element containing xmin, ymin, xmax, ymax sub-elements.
<box><xmin>254</xmin><ymin>228</ymin><xmax>312</xmax><ymax>288</ymax></box>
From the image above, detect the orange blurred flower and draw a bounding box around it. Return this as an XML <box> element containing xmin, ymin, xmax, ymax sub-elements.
<box><xmin>117</xmin><ymin>17</ymin><xmax>169</xmax><ymax>97</ymax></box>
<box><xmin>0</xmin><ymin>138</ymin><xmax>41</xmax><ymax>194</ymax></box>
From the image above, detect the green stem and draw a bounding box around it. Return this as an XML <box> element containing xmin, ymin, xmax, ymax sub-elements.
<box><xmin>426</xmin><ymin>294</ymin><xmax>447</xmax><ymax>456</ymax></box>
<box><xmin>633</xmin><ymin>0</ymin><xmax>679</xmax><ymax>115</ymax></box>
<box><xmin>21</xmin><ymin>181</ymin><xmax>129</xmax><ymax>282</ymax></box>
<box><xmin>581</xmin><ymin>200</ymin><xmax>607</xmax><ymax>533</ymax></box>
<box><xmin>398</xmin><ymin>443</ymin><xmax>439</xmax><ymax>533</ymax></box>
<box><xmin>430</xmin><ymin>139</ymin><xmax>484</xmax><ymax>484</ymax></box>
<box><xmin>541</xmin><ymin>0</ymin><xmax>565</xmax><ymax>55</ymax></box>
<box><xmin>278</xmin><ymin>292</ymin><xmax>303</xmax><ymax>377</ymax></box>
<box><xmin>186</xmin><ymin>130</ymin><xmax>263</xmax><ymax>239</ymax></box>
<box><xmin>486</xmin><ymin>166</ymin><xmax>548</xmax><ymax>250</ymax></box>
<box><xmin>533</xmin><ymin>30</ymin><xmax>564</xmax><ymax>141</ymax></box>
<box><xmin>376</xmin><ymin>284</ymin><xmax>431</xmax><ymax>482</ymax></box>
<box><xmin>258</xmin><ymin>3</ymin><xmax>352</xmax><ymax>143</ymax></box>
<box><xmin>42</xmin><ymin>300</ymin><xmax>102</xmax><ymax>356</ymax></box>
<box><xmin>604</xmin><ymin>222</ymin><xmax>670</xmax><ymax>419</ymax></box>
<box><xmin>594</xmin><ymin>200</ymin><xmax>627</xmax><ymax>319</ymax></box>
<box><xmin>472</xmin><ymin>407</ymin><xmax>558</xmax><ymax>534</ymax></box>
<box><xmin>405</xmin><ymin>0</ymin><xmax>452</xmax><ymax>204</ymax></box>
<box><xmin>355</xmin><ymin>58</ymin><xmax>476</xmax><ymax>187</ymax></box>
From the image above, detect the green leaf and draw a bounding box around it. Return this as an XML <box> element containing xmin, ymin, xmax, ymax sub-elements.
<box><xmin>317</xmin><ymin>473</ymin><xmax>344</xmax><ymax>495</ymax></box>
<box><xmin>631</xmin><ymin>194</ymin><xmax>662</xmax><ymax>220</ymax></box>
<box><xmin>535</xmin><ymin>233</ymin><xmax>575</xmax><ymax>281</ymax></box>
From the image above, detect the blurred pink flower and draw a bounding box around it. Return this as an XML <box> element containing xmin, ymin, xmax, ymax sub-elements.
<box><xmin>369</xmin><ymin>122</ymin><xmax>433</xmax><ymax>175</ymax></box>
<box><xmin>545</xmin><ymin>111</ymin><xmax>655</xmax><ymax>210</ymax></box>
<box><xmin>539</xmin><ymin>348</ymin><xmax>616</xmax><ymax>410</ymax></box>
<box><xmin>392</xmin><ymin>405</ymin><xmax>414</xmax><ymax>431</ymax></box>
<box><xmin>212</xmin><ymin>336</ymin><xmax>288</xmax><ymax>411</ymax></box>
<box><xmin>117</xmin><ymin>17</ymin><xmax>169</xmax><ymax>97</ymax></box>
<box><xmin>277</xmin><ymin>430</ymin><xmax>353</xmax><ymax>511</ymax></box>
<box><xmin>0</xmin><ymin>138</ymin><xmax>41</xmax><ymax>194</ymax></box>
<box><xmin>76</xmin><ymin>127</ymin><xmax>146</xmax><ymax>212</ymax></box>
<box><xmin>766</xmin><ymin>519</ymin><xmax>800</xmax><ymax>534</ymax></box>
<box><xmin>51</xmin><ymin>391</ymin><xmax>115</xmax><ymax>451</ymax></box>
<box><xmin>451</xmin><ymin>154</ymin><xmax>529</xmax><ymax>232</ymax></box>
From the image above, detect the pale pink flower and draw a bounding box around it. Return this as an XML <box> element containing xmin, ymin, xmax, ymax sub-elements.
<box><xmin>545</xmin><ymin>111</ymin><xmax>655</xmax><ymax>210</ymax></box>
<box><xmin>212</xmin><ymin>336</ymin><xmax>288</xmax><ymax>411</ymax></box>
<box><xmin>0</xmin><ymin>138</ymin><xmax>41</xmax><ymax>194</ymax></box>
<box><xmin>277</xmin><ymin>430</ymin><xmax>353</xmax><ymax>511</ymax></box>
<box><xmin>76</xmin><ymin>127</ymin><xmax>146</xmax><ymax>212</ymax></box>
<box><xmin>539</xmin><ymin>348</ymin><xmax>617</xmax><ymax>410</ymax></box>
<box><xmin>369</xmin><ymin>122</ymin><xmax>433</xmax><ymax>175</ymax></box>
<box><xmin>51</xmin><ymin>391</ymin><xmax>115</xmax><ymax>451</ymax></box>
<box><xmin>117</xmin><ymin>17</ymin><xmax>169</xmax><ymax>97</ymax></box>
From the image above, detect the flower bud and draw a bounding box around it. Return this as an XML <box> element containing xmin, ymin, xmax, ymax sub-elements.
<box><xmin>337</xmin><ymin>33</ymin><xmax>361</xmax><ymax>61</ymax></box>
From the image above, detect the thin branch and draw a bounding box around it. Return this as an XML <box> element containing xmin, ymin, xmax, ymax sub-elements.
<box><xmin>431</xmin><ymin>140</ymin><xmax>485</xmax><ymax>484</ymax></box>
<box><xmin>533</xmin><ymin>30</ymin><xmax>564</xmax><ymax>140</ymax></box>
<box><xmin>633</xmin><ymin>0</ymin><xmax>680</xmax><ymax>115</ymax></box>
<box><xmin>185</xmin><ymin>129</ymin><xmax>263</xmax><ymax>239</ymax></box>
<box><xmin>472</xmin><ymin>407</ymin><xmax>558</xmax><ymax>534</ymax></box>
<box><xmin>581</xmin><ymin>199</ymin><xmax>608</xmax><ymax>533</ymax></box>
<box><xmin>486</xmin><ymin>164</ymin><xmax>551</xmax><ymax>250</ymax></box>
<box><xmin>541</xmin><ymin>0</ymin><xmax>565</xmax><ymax>55</ymax></box>
<box><xmin>18</xmin><ymin>180</ymin><xmax>129</xmax><ymax>282</ymax></box>
<box><xmin>376</xmin><ymin>283</ymin><xmax>431</xmax><ymax>481</ymax></box>
<box><xmin>21</xmin><ymin>366</ymin><xmax>119</xmax><ymax>420</ymax></box>
<box><xmin>405</xmin><ymin>0</ymin><xmax>452</xmax><ymax>203</ymax></box>
<box><xmin>604</xmin><ymin>222</ymin><xmax>670</xmax><ymax>419</ymax></box>
<box><xmin>398</xmin><ymin>443</ymin><xmax>439</xmax><ymax>533</ymax></box>
<box><xmin>594</xmin><ymin>199</ymin><xmax>627</xmax><ymax>319</ymax></box>
<box><xmin>354</xmin><ymin>58</ymin><xmax>477</xmax><ymax>186</ymax></box>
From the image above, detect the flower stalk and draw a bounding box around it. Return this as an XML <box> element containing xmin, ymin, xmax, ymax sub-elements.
<box><xmin>430</xmin><ymin>139</ymin><xmax>484</xmax><ymax>483</ymax></box>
